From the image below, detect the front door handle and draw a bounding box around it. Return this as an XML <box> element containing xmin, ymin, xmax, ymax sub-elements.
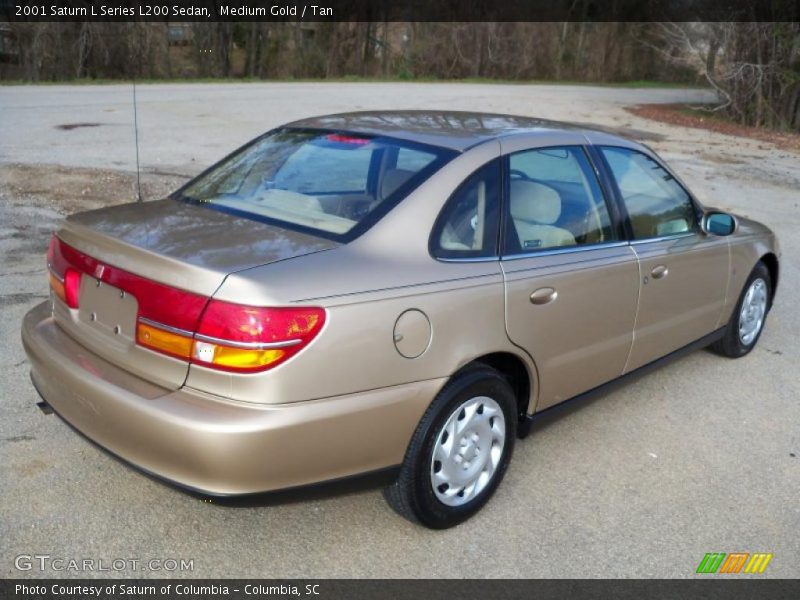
<box><xmin>530</xmin><ymin>287</ymin><xmax>558</xmax><ymax>305</ymax></box>
<box><xmin>650</xmin><ymin>265</ymin><xmax>669</xmax><ymax>280</ymax></box>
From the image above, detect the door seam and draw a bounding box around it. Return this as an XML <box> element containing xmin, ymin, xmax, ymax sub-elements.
<box><xmin>622</xmin><ymin>244</ymin><xmax>642</xmax><ymax>374</ymax></box>
<box><xmin>499</xmin><ymin>259</ymin><xmax>541</xmax><ymax>415</ymax></box>
<box><xmin>714</xmin><ymin>238</ymin><xmax>733</xmax><ymax>329</ymax></box>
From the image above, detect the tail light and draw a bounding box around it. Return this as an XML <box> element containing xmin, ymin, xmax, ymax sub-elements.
<box><xmin>138</xmin><ymin>301</ymin><xmax>325</xmax><ymax>373</ymax></box>
<box><xmin>190</xmin><ymin>301</ymin><xmax>326</xmax><ymax>372</ymax></box>
<box><xmin>48</xmin><ymin>235</ymin><xmax>81</xmax><ymax>309</ymax></box>
<box><xmin>324</xmin><ymin>133</ymin><xmax>371</xmax><ymax>145</ymax></box>
<box><xmin>47</xmin><ymin>235</ymin><xmax>325</xmax><ymax>373</ymax></box>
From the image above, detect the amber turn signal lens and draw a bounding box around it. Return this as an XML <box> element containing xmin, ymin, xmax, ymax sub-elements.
<box><xmin>49</xmin><ymin>272</ymin><xmax>66</xmax><ymax>304</ymax></box>
<box><xmin>192</xmin><ymin>340</ymin><xmax>285</xmax><ymax>371</ymax></box>
<box><xmin>136</xmin><ymin>322</ymin><xmax>193</xmax><ymax>360</ymax></box>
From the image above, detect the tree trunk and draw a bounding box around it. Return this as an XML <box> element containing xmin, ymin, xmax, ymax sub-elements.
<box><xmin>361</xmin><ymin>22</ymin><xmax>372</xmax><ymax>76</ymax></box>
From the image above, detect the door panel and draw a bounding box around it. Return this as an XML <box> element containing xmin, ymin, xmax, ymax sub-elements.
<box><xmin>626</xmin><ymin>233</ymin><xmax>729</xmax><ymax>371</ymax></box>
<box><xmin>503</xmin><ymin>245</ymin><xmax>640</xmax><ymax>410</ymax></box>
<box><xmin>594</xmin><ymin>145</ymin><xmax>730</xmax><ymax>372</ymax></box>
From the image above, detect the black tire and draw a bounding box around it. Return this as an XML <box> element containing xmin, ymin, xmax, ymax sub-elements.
<box><xmin>710</xmin><ymin>261</ymin><xmax>772</xmax><ymax>358</ymax></box>
<box><xmin>383</xmin><ymin>365</ymin><xmax>517</xmax><ymax>529</ymax></box>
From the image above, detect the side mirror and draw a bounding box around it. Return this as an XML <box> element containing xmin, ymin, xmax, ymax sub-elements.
<box><xmin>703</xmin><ymin>211</ymin><xmax>736</xmax><ymax>236</ymax></box>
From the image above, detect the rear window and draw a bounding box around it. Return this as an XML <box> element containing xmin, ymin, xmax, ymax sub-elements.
<box><xmin>176</xmin><ymin>129</ymin><xmax>455</xmax><ymax>241</ymax></box>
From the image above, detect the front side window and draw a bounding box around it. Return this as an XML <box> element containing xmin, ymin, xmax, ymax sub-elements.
<box><xmin>431</xmin><ymin>160</ymin><xmax>500</xmax><ymax>259</ymax></box>
<box><xmin>504</xmin><ymin>146</ymin><xmax>615</xmax><ymax>255</ymax></box>
<box><xmin>600</xmin><ymin>146</ymin><xmax>698</xmax><ymax>240</ymax></box>
<box><xmin>178</xmin><ymin>129</ymin><xmax>454</xmax><ymax>241</ymax></box>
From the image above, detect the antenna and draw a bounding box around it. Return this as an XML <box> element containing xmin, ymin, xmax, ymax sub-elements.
<box><xmin>132</xmin><ymin>77</ymin><xmax>143</xmax><ymax>202</ymax></box>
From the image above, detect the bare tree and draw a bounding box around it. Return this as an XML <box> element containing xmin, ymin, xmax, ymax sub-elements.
<box><xmin>646</xmin><ymin>23</ymin><xmax>800</xmax><ymax>130</ymax></box>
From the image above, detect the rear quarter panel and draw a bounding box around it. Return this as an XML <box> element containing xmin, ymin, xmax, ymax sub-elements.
<box><xmin>184</xmin><ymin>261</ymin><xmax>511</xmax><ymax>404</ymax></box>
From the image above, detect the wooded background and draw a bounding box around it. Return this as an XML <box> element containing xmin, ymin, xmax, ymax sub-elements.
<box><xmin>3</xmin><ymin>22</ymin><xmax>799</xmax><ymax>131</ymax></box>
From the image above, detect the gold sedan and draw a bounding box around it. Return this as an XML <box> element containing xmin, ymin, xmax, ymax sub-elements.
<box><xmin>22</xmin><ymin>111</ymin><xmax>780</xmax><ymax>528</ymax></box>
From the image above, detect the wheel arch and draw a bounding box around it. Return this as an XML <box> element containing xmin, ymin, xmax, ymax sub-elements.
<box><xmin>760</xmin><ymin>252</ymin><xmax>779</xmax><ymax>307</ymax></box>
<box><xmin>465</xmin><ymin>351</ymin><xmax>535</xmax><ymax>422</ymax></box>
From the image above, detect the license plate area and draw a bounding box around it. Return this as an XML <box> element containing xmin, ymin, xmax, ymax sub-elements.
<box><xmin>77</xmin><ymin>278</ymin><xmax>139</xmax><ymax>345</ymax></box>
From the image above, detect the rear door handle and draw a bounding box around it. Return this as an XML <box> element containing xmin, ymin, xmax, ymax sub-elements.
<box><xmin>530</xmin><ymin>287</ymin><xmax>558</xmax><ymax>305</ymax></box>
<box><xmin>650</xmin><ymin>265</ymin><xmax>669</xmax><ymax>280</ymax></box>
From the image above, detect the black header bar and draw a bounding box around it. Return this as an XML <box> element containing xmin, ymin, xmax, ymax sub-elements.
<box><xmin>2</xmin><ymin>0</ymin><xmax>799</xmax><ymax>23</ymax></box>
<box><xmin>3</xmin><ymin>579</ymin><xmax>800</xmax><ymax>600</ymax></box>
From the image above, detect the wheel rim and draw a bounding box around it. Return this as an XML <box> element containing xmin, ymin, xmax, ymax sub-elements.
<box><xmin>738</xmin><ymin>278</ymin><xmax>768</xmax><ymax>346</ymax></box>
<box><xmin>430</xmin><ymin>396</ymin><xmax>506</xmax><ymax>507</ymax></box>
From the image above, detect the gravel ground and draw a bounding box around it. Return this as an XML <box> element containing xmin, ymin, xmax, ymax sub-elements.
<box><xmin>0</xmin><ymin>82</ymin><xmax>798</xmax><ymax>579</ymax></box>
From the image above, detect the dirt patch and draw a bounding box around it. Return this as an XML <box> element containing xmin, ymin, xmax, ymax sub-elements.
<box><xmin>0</xmin><ymin>163</ymin><xmax>188</xmax><ymax>215</ymax></box>
<box><xmin>626</xmin><ymin>104</ymin><xmax>800</xmax><ymax>152</ymax></box>
<box><xmin>0</xmin><ymin>292</ymin><xmax>48</xmax><ymax>307</ymax></box>
<box><xmin>15</xmin><ymin>458</ymin><xmax>49</xmax><ymax>478</ymax></box>
<box><xmin>55</xmin><ymin>122</ymin><xmax>103</xmax><ymax>131</ymax></box>
<box><xmin>696</xmin><ymin>152</ymin><xmax>747</xmax><ymax>165</ymax></box>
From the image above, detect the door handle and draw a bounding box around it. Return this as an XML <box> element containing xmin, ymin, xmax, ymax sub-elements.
<box><xmin>650</xmin><ymin>265</ymin><xmax>669</xmax><ymax>280</ymax></box>
<box><xmin>530</xmin><ymin>287</ymin><xmax>558</xmax><ymax>305</ymax></box>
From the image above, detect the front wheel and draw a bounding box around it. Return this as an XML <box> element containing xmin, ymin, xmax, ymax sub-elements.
<box><xmin>384</xmin><ymin>365</ymin><xmax>517</xmax><ymax>529</ymax></box>
<box><xmin>711</xmin><ymin>261</ymin><xmax>772</xmax><ymax>358</ymax></box>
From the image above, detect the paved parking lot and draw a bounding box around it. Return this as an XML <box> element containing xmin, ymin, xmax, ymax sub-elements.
<box><xmin>1</xmin><ymin>82</ymin><xmax>798</xmax><ymax>578</ymax></box>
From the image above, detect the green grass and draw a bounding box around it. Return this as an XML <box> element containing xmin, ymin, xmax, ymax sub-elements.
<box><xmin>0</xmin><ymin>75</ymin><xmax>708</xmax><ymax>89</ymax></box>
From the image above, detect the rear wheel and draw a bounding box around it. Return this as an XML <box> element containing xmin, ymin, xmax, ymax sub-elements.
<box><xmin>384</xmin><ymin>366</ymin><xmax>517</xmax><ymax>529</ymax></box>
<box><xmin>711</xmin><ymin>261</ymin><xmax>771</xmax><ymax>358</ymax></box>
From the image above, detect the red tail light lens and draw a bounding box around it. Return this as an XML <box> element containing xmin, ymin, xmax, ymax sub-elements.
<box><xmin>324</xmin><ymin>133</ymin><xmax>371</xmax><ymax>145</ymax></box>
<box><xmin>63</xmin><ymin>268</ymin><xmax>81</xmax><ymax>309</ymax></box>
<box><xmin>48</xmin><ymin>235</ymin><xmax>80</xmax><ymax>309</ymax></box>
<box><xmin>47</xmin><ymin>235</ymin><xmax>325</xmax><ymax>373</ymax></box>
<box><xmin>48</xmin><ymin>234</ymin><xmax>207</xmax><ymax>332</ymax></box>
<box><xmin>197</xmin><ymin>301</ymin><xmax>325</xmax><ymax>344</ymax></box>
<box><xmin>191</xmin><ymin>301</ymin><xmax>326</xmax><ymax>372</ymax></box>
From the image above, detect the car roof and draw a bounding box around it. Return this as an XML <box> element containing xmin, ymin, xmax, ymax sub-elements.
<box><xmin>283</xmin><ymin>110</ymin><xmax>634</xmax><ymax>152</ymax></box>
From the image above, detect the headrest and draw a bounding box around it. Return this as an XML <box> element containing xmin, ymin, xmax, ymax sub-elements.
<box><xmin>509</xmin><ymin>180</ymin><xmax>562</xmax><ymax>225</ymax></box>
<box><xmin>380</xmin><ymin>168</ymin><xmax>414</xmax><ymax>200</ymax></box>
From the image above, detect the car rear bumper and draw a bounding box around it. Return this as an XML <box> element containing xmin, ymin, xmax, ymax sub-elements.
<box><xmin>22</xmin><ymin>301</ymin><xmax>440</xmax><ymax>495</ymax></box>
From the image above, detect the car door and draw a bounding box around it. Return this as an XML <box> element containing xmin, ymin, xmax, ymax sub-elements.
<box><xmin>596</xmin><ymin>145</ymin><xmax>729</xmax><ymax>372</ymax></box>
<box><xmin>500</xmin><ymin>145</ymin><xmax>640</xmax><ymax>410</ymax></box>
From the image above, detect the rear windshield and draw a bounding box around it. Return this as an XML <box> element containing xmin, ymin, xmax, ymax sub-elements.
<box><xmin>175</xmin><ymin>129</ymin><xmax>455</xmax><ymax>241</ymax></box>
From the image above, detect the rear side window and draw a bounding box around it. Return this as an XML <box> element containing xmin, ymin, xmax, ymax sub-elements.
<box><xmin>396</xmin><ymin>147</ymin><xmax>435</xmax><ymax>172</ymax></box>
<box><xmin>178</xmin><ymin>129</ymin><xmax>454</xmax><ymax>241</ymax></box>
<box><xmin>504</xmin><ymin>147</ymin><xmax>615</xmax><ymax>254</ymax></box>
<box><xmin>600</xmin><ymin>146</ymin><xmax>698</xmax><ymax>239</ymax></box>
<box><xmin>431</xmin><ymin>160</ymin><xmax>501</xmax><ymax>259</ymax></box>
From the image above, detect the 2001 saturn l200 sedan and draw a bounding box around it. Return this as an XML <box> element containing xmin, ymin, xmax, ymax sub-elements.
<box><xmin>22</xmin><ymin>111</ymin><xmax>780</xmax><ymax>528</ymax></box>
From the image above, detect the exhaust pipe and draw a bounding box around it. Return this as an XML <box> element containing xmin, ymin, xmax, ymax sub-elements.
<box><xmin>36</xmin><ymin>400</ymin><xmax>54</xmax><ymax>415</ymax></box>
<box><xmin>30</xmin><ymin>374</ymin><xmax>54</xmax><ymax>415</ymax></box>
